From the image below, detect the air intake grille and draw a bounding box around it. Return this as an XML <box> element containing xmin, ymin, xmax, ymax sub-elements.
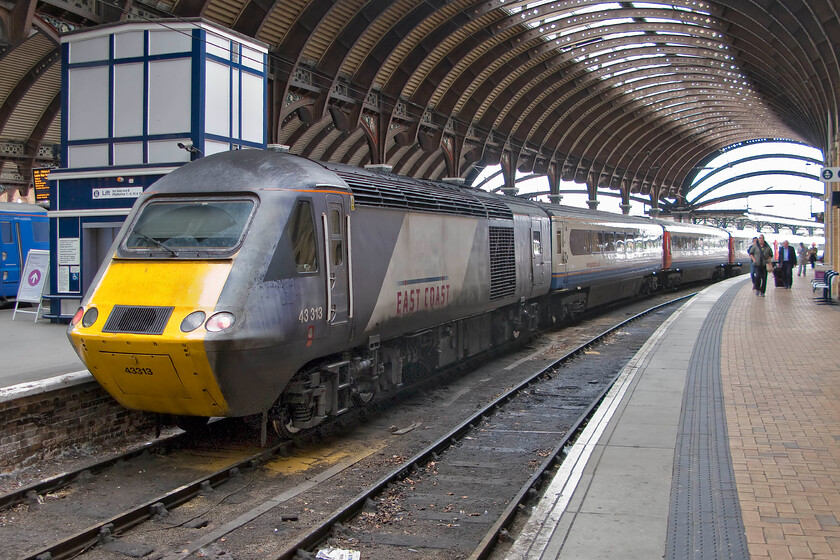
<box><xmin>103</xmin><ymin>305</ymin><xmax>174</xmax><ymax>335</ymax></box>
<box><xmin>489</xmin><ymin>226</ymin><xmax>516</xmax><ymax>301</ymax></box>
<box><xmin>329</xmin><ymin>168</ymin><xmax>513</xmax><ymax>220</ymax></box>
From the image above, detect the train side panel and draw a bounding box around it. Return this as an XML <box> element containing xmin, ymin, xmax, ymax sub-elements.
<box><xmin>0</xmin><ymin>203</ymin><xmax>49</xmax><ymax>299</ymax></box>
<box><xmin>546</xmin><ymin>207</ymin><xmax>663</xmax><ymax>307</ymax></box>
<box><xmin>659</xmin><ymin>221</ymin><xmax>730</xmax><ymax>284</ymax></box>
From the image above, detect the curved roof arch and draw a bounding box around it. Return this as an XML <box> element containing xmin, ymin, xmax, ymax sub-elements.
<box><xmin>1</xmin><ymin>0</ymin><xmax>839</xmax><ymax>211</ymax></box>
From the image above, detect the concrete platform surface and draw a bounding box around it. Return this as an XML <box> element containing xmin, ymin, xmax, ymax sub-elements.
<box><xmin>0</xmin><ymin>307</ymin><xmax>87</xmax><ymax>391</ymax></box>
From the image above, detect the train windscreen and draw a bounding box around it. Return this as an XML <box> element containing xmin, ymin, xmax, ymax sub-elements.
<box><xmin>124</xmin><ymin>198</ymin><xmax>254</xmax><ymax>254</ymax></box>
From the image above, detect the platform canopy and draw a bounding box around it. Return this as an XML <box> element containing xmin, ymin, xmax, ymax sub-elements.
<box><xmin>1</xmin><ymin>1</ymin><xmax>839</xmax><ymax>211</ymax></box>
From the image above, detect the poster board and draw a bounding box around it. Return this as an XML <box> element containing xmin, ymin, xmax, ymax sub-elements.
<box><xmin>13</xmin><ymin>249</ymin><xmax>50</xmax><ymax>322</ymax></box>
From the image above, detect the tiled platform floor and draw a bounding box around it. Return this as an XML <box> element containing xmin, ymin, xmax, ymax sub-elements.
<box><xmin>722</xmin><ymin>273</ymin><xmax>840</xmax><ymax>559</ymax></box>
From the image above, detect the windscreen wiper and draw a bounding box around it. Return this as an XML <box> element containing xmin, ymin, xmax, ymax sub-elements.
<box><xmin>133</xmin><ymin>232</ymin><xmax>178</xmax><ymax>257</ymax></box>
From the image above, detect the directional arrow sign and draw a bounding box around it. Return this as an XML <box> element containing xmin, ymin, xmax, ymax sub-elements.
<box><xmin>820</xmin><ymin>166</ymin><xmax>840</xmax><ymax>181</ymax></box>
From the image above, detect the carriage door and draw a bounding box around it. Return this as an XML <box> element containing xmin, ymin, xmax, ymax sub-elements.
<box><xmin>0</xmin><ymin>220</ymin><xmax>17</xmax><ymax>295</ymax></box>
<box><xmin>322</xmin><ymin>195</ymin><xmax>350</xmax><ymax>325</ymax></box>
<box><xmin>530</xmin><ymin>218</ymin><xmax>548</xmax><ymax>288</ymax></box>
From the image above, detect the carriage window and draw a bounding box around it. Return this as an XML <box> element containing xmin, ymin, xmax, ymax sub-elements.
<box><xmin>532</xmin><ymin>230</ymin><xmax>542</xmax><ymax>255</ymax></box>
<box><xmin>569</xmin><ymin>229</ymin><xmax>589</xmax><ymax>255</ymax></box>
<box><xmin>604</xmin><ymin>232</ymin><xmax>616</xmax><ymax>252</ymax></box>
<box><xmin>124</xmin><ymin>197</ymin><xmax>255</xmax><ymax>254</ymax></box>
<box><xmin>0</xmin><ymin>222</ymin><xmax>11</xmax><ymax>243</ymax></box>
<box><xmin>330</xmin><ymin>209</ymin><xmax>343</xmax><ymax>267</ymax></box>
<box><xmin>290</xmin><ymin>201</ymin><xmax>317</xmax><ymax>273</ymax></box>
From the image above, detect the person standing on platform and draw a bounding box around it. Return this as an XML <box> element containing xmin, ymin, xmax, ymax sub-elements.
<box><xmin>797</xmin><ymin>242</ymin><xmax>809</xmax><ymax>277</ymax></box>
<box><xmin>748</xmin><ymin>234</ymin><xmax>773</xmax><ymax>296</ymax></box>
<box><xmin>809</xmin><ymin>242</ymin><xmax>818</xmax><ymax>269</ymax></box>
<box><xmin>748</xmin><ymin>236</ymin><xmax>758</xmax><ymax>285</ymax></box>
<box><xmin>778</xmin><ymin>240</ymin><xmax>796</xmax><ymax>288</ymax></box>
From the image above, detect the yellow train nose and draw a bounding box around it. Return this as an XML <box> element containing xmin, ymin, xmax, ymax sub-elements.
<box><xmin>68</xmin><ymin>259</ymin><xmax>233</xmax><ymax>417</ymax></box>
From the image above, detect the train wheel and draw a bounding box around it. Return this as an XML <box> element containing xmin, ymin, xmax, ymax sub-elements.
<box><xmin>271</xmin><ymin>415</ymin><xmax>301</xmax><ymax>438</ymax></box>
<box><xmin>174</xmin><ymin>415</ymin><xmax>210</xmax><ymax>433</ymax></box>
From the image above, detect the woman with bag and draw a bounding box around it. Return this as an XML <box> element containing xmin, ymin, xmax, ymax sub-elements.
<box><xmin>748</xmin><ymin>234</ymin><xmax>774</xmax><ymax>297</ymax></box>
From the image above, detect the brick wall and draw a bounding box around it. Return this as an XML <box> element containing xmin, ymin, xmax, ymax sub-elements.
<box><xmin>0</xmin><ymin>381</ymin><xmax>157</xmax><ymax>471</ymax></box>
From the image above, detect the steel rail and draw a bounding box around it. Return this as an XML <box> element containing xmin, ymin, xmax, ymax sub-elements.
<box><xmin>273</xmin><ymin>292</ymin><xmax>696</xmax><ymax>559</ymax></box>
<box><xmin>0</xmin><ymin>431</ymin><xmax>187</xmax><ymax>512</ymax></box>
<box><xmin>19</xmin><ymin>440</ymin><xmax>292</xmax><ymax>560</ymax></box>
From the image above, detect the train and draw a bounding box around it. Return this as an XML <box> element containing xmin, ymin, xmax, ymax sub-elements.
<box><xmin>67</xmin><ymin>150</ymin><xmax>742</xmax><ymax>435</ymax></box>
<box><xmin>0</xmin><ymin>202</ymin><xmax>49</xmax><ymax>301</ymax></box>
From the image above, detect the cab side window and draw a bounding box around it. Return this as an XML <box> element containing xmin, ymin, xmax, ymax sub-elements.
<box><xmin>1</xmin><ymin>221</ymin><xmax>12</xmax><ymax>243</ymax></box>
<box><xmin>290</xmin><ymin>201</ymin><xmax>317</xmax><ymax>273</ymax></box>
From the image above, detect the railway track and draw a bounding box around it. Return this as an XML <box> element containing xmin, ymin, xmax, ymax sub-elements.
<box><xmin>3</xmin><ymin>291</ymin><xmax>693</xmax><ymax>560</ymax></box>
<box><xmin>268</xmin><ymin>294</ymin><xmax>694</xmax><ymax>559</ymax></box>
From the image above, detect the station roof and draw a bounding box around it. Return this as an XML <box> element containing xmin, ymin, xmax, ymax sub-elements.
<box><xmin>1</xmin><ymin>1</ymin><xmax>838</xmax><ymax>208</ymax></box>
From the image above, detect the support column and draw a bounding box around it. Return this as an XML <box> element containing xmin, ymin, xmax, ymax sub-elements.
<box><xmin>587</xmin><ymin>199</ymin><xmax>599</xmax><ymax>210</ymax></box>
<box><xmin>500</xmin><ymin>150</ymin><xmax>518</xmax><ymax>196</ymax></box>
<box><xmin>620</xmin><ymin>203</ymin><xmax>631</xmax><ymax>215</ymax></box>
<box><xmin>547</xmin><ymin>161</ymin><xmax>562</xmax><ymax>205</ymax></box>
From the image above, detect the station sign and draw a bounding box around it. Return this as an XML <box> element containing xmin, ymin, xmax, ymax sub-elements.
<box><xmin>92</xmin><ymin>186</ymin><xmax>144</xmax><ymax>199</ymax></box>
<box><xmin>819</xmin><ymin>166</ymin><xmax>840</xmax><ymax>182</ymax></box>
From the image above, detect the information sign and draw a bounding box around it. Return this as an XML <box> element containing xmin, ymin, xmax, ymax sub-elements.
<box><xmin>13</xmin><ymin>249</ymin><xmax>49</xmax><ymax>322</ymax></box>
<box><xmin>33</xmin><ymin>168</ymin><xmax>51</xmax><ymax>202</ymax></box>
<box><xmin>819</xmin><ymin>167</ymin><xmax>840</xmax><ymax>182</ymax></box>
<box><xmin>92</xmin><ymin>186</ymin><xmax>143</xmax><ymax>199</ymax></box>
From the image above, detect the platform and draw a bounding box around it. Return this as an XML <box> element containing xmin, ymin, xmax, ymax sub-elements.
<box><xmin>0</xmin><ymin>307</ymin><xmax>87</xmax><ymax>394</ymax></box>
<box><xmin>505</xmin><ymin>273</ymin><xmax>840</xmax><ymax>559</ymax></box>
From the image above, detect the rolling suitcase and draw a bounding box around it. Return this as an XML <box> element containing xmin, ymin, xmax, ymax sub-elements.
<box><xmin>772</xmin><ymin>266</ymin><xmax>784</xmax><ymax>287</ymax></box>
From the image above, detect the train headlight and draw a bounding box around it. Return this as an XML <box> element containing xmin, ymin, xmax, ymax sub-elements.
<box><xmin>180</xmin><ymin>311</ymin><xmax>206</xmax><ymax>332</ymax></box>
<box><xmin>205</xmin><ymin>312</ymin><xmax>235</xmax><ymax>332</ymax></box>
<box><xmin>1</xmin><ymin>251</ymin><xmax>6</xmax><ymax>261</ymax></box>
<box><xmin>70</xmin><ymin>307</ymin><xmax>84</xmax><ymax>326</ymax></box>
<box><xmin>82</xmin><ymin>307</ymin><xmax>99</xmax><ymax>327</ymax></box>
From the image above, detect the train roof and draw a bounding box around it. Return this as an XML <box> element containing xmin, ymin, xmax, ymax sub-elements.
<box><xmin>318</xmin><ymin>160</ymin><xmax>515</xmax><ymax>220</ymax></box>
<box><xmin>145</xmin><ymin>150</ymin><xmax>348</xmax><ymax>195</ymax></box>
<box><xmin>652</xmin><ymin>219</ymin><xmax>730</xmax><ymax>237</ymax></box>
<box><xmin>0</xmin><ymin>202</ymin><xmax>47</xmax><ymax>214</ymax></box>
<box><xmin>536</xmin><ymin>203</ymin><xmax>662</xmax><ymax>230</ymax></box>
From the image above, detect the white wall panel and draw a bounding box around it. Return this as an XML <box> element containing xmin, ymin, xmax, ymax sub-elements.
<box><xmin>68</xmin><ymin>67</ymin><xmax>109</xmax><ymax>140</ymax></box>
<box><xmin>148</xmin><ymin>59</ymin><xmax>191</xmax><ymax>135</ymax></box>
<box><xmin>149</xmin><ymin>30</ymin><xmax>192</xmax><ymax>55</ymax></box>
<box><xmin>240</xmin><ymin>72</ymin><xmax>264</xmax><ymax>143</ymax></box>
<box><xmin>205</xmin><ymin>60</ymin><xmax>230</xmax><ymax>136</ymax></box>
<box><xmin>115</xmin><ymin>32</ymin><xmax>144</xmax><ymax>59</ymax></box>
<box><xmin>206</xmin><ymin>32</ymin><xmax>230</xmax><ymax>60</ymax></box>
<box><xmin>232</xmin><ymin>70</ymin><xmax>240</xmax><ymax>139</ymax></box>
<box><xmin>113</xmin><ymin>63</ymin><xmax>144</xmax><ymax>137</ymax></box>
<box><xmin>204</xmin><ymin>140</ymin><xmax>230</xmax><ymax>156</ymax></box>
<box><xmin>242</xmin><ymin>46</ymin><xmax>263</xmax><ymax>72</ymax></box>
<box><xmin>113</xmin><ymin>142</ymin><xmax>143</xmax><ymax>165</ymax></box>
<box><xmin>148</xmin><ymin>139</ymin><xmax>191</xmax><ymax>163</ymax></box>
<box><xmin>69</xmin><ymin>36</ymin><xmax>109</xmax><ymax>63</ymax></box>
<box><xmin>68</xmin><ymin>144</ymin><xmax>109</xmax><ymax>168</ymax></box>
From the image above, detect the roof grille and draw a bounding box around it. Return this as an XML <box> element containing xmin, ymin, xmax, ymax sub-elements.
<box><xmin>103</xmin><ymin>305</ymin><xmax>173</xmax><ymax>335</ymax></box>
<box><xmin>489</xmin><ymin>226</ymin><xmax>516</xmax><ymax>301</ymax></box>
<box><xmin>328</xmin><ymin>167</ymin><xmax>513</xmax><ymax>220</ymax></box>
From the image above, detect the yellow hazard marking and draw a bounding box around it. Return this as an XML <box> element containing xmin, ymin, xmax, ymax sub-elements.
<box><xmin>263</xmin><ymin>440</ymin><xmax>385</xmax><ymax>477</ymax></box>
